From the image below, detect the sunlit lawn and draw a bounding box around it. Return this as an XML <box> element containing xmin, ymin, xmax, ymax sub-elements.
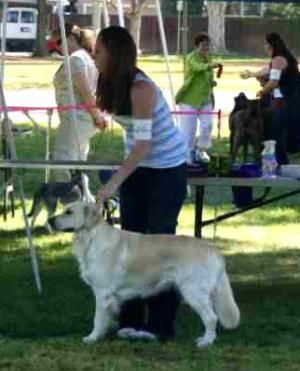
<box><xmin>1</xmin><ymin>56</ymin><xmax>300</xmax><ymax>370</ymax></box>
<box><xmin>3</xmin><ymin>54</ymin><xmax>267</xmax><ymax>93</ymax></box>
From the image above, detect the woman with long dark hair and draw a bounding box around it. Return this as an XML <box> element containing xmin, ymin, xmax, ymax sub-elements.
<box><xmin>95</xmin><ymin>26</ymin><xmax>187</xmax><ymax>341</ymax></box>
<box><xmin>241</xmin><ymin>32</ymin><xmax>300</xmax><ymax>164</ymax></box>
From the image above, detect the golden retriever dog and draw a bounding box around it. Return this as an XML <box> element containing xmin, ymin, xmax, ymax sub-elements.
<box><xmin>48</xmin><ymin>202</ymin><xmax>240</xmax><ymax>347</ymax></box>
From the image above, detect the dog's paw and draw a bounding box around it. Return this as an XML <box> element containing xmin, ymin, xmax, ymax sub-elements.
<box><xmin>82</xmin><ymin>333</ymin><xmax>99</xmax><ymax>344</ymax></box>
<box><xmin>195</xmin><ymin>335</ymin><xmax>215</xmax><ymax>348</ymax></box>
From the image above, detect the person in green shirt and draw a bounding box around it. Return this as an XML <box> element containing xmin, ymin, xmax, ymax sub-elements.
<box><xmin>176</xmin><ymin>33</ymin><xmax>220</xmax><ymax>164</ymax></box>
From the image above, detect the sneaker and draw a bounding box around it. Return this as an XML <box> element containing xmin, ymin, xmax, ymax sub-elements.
<box><xmin>117</xmin><ymin>327</ymin><xmax>157</xmax><ymax>341</ymax></box>
<box><xmin>197</xmin><ymin>151</ymin><xmax>210</xmax><ymax>163</ymax></box>
<box><xmin>117</xmin><ymin>327</ymin><xmax>137</xmax><ymax>339</ymax></box>
<box><xmin>134</xmin><ymin>330</ymin><xmax>157</xmax><ymax>340</ymax></box>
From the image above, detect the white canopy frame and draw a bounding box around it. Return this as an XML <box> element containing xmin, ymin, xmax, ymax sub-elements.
<box><xmin>57</xmin><ymin>0</ymin><xmax>81</xmax><ymax>160</ymax></box>
<box><xmin>91</xmin><ymin>0</ymin><xmax>176</xmax><ymax>111</ymax></box>
<box><xmin>1</xmin><ymin>0</ymin><xmax>8</xmax><ymax>80</ymax></box>
<box><xmin>0</xmin><ymin>0</ymin><xmax>42</xmax><ymax>293</ymax></box>
<box><xmin>0</xmin><ymin>0</ymin><xmax>177</xmax><ymax>294</ymax></box>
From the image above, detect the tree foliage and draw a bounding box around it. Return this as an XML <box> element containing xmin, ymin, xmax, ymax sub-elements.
<box><xmin>35</xmin><ymin>0</ymin><xmax>47</xmax><ymax>57</ymax></box>
<box><xmin>264</xmin><ymin>3</ymin><xmax>300</xmax><ymax>19</ymax></box>
<box><xmin>161</xmin><ymin>0</ymin><xmax>205</xmax><ymax>16</ymax></box>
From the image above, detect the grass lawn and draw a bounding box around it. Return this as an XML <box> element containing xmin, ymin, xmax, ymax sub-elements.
<box><xmin>3</xmin><ymin>54</ymin><xmax>267</xmax><ymax>94</ymax></box>
<box><xmin>1</xmin><ymin>56</ymin><xmax>300</xmax><ymax>370</ymax></box>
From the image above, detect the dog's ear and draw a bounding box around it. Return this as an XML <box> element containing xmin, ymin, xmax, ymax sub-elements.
<box><xmin>84</xmin><ymin>204</ymin><xmax>102</xmax><ymax>230</ymax></box>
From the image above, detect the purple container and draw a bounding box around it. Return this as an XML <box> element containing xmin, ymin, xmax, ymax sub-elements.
<box><xmin>230</xmin><ymin>163</ymin><xmax>262</xmax><ymax>178</ymax></box>
<box><xmin>230</xmin><ymin>163</ymin><xmax>261</xmax><ymax>208</ymax></box>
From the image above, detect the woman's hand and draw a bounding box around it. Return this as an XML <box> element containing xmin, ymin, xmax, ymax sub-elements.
<box><xmin>240</xmin><ymin>70</ymin><xmax>252</xmax><ymax>79</ymax></box>
<box><xmin>208</xmin><ymin>62</ymin><xmax>220</xmax><ymax>70</ymax></box>
<box><xmin>256</xmin><ymin>90</ymin><xmax>263</xmax><ymax>98</ymax></box>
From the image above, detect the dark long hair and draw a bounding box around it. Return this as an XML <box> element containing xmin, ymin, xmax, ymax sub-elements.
<box><xmin>96</xmin><ymin>26</ymin><xmax>137</xmax><ymax>115</ymax></box>
<box><xmin>265</xmin><ymin>33</ymin><xmax>299</xmax><ymax>74</ymax></box>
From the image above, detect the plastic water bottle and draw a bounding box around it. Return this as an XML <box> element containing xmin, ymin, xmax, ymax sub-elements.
<box><xmin>261</xmin><ymin>140</ymin><xmax>277</xmax><ymax>178</ymax></box>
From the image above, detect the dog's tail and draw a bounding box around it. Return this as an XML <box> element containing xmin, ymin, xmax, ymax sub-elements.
<box><xmin>27</xmin><ymin>191</ymin><xmax>42</xmax><ymax>218</ymax></box>
<box><xmin>27</xmin><ymin>184</ymin><xmax>47</xmax><ymax>220</ymax></box>
<box><xmin>213</xmin><ymin>270</ymin><xmax>240</xmax><ymax>329</ymax></box>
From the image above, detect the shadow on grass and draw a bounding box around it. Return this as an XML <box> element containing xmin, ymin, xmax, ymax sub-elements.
<box><xmin>0</xmin><ymin>226</ymin><xmax>51</xmax><ymax>240</ymax></box>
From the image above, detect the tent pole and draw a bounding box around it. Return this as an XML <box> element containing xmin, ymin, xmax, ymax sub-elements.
<box><xmin>116</xmin><ymin>0</ymin><xmax>125</xmax><ymax>27</ymax></box>
<box><xmin>103</xmin><ymin>0</ymin><xmax>110</xmax><ymax>27</ymax></box>
<box><xmin>182</xmin><ymin>0</ymin><xmax>188</xmax><ymax>73</ymax></box>
<box><xmin>0</xmin><ymin>80</ymin><xmax>42</xmax><ymax>294</ymax></box>
<box><xmin>92</xmin><ymin>0</ymin><xmax>102</xmax><ymax>34</ymax></box>
<box><xmin>1</xmin><ymin>0</ymin><xmax>8</xmax><ymax>80</ymax></box>
<box><xmin>155</xmin><ymin>0</ymin><xmax>177</xmax><ymax>114</ymax></box>
<box><xmin>57</xmin><ymin>0</ymin><xmax>81</xmax><ymax>160</ymax></box>
<box><xmin>0</xmin><ymin>0</ymin><xmax>42</xmax><ymax>294</ymax></box>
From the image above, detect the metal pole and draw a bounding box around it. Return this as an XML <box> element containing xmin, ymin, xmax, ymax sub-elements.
<box><xmin>116</xmin><ymin>0</ymin><xmax>125</xmax><ymax>27</ymax></box>
<box><xmin>103</xmin><ymin>0</ymin><xmax>110</xmax><ymax>27</ymax></box>
<box><xmin>57</xmin><ymin>0</ymin><xmax>81</xmax><ymax>159</ymax></box>
<box><xmin>92</xmin><ymin>0</ymin><xmax>102</xmax><ymax>35</ymax></box>
<box><xmin>176</xmin><ymin>0</ymin><xmax>183</xmax><ymax>55</ymax></box>
<box><xmin>155</xmin><ymin>0</ymin><xmax>177</xmax><ymax>112</ymax></box>
<box><xmin>182</xmin><ymin>0</ymin><xmax>188</xmax><ymax>73</ymax></box>
<box><xmin>45</xmin><ymin>109</ymin><xmax>53</xmax><ymax>183</ymax></box>
<box><xmin>1</xmin><ymin>0</ymin><xmax>8</xmax><ymax>81</ymax></box>
<box><xmin>176</xmin><ymin>10</ymin><xmax>181</xmax><ymax>55</ymax></box>
<box><xmin>0</xmin><ymin>75</ymin><xmax>42</xmax><ymax>294</ymax></box>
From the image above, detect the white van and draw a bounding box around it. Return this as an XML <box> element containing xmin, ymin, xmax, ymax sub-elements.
<box><xmin>0</xmin><ymin>7</ymin><xmax>37</xmax><ymax>51</ymax></box>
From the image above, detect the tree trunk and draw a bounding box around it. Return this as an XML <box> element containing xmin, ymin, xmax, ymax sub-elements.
<box><xmin>129</xmin><ymin>12</ymin><xmax>142</xmax><ymax>50</ymax></box>
<box><xmin>35</xmin><ymin>0</ymin><xmax>47</xmax><ymax>57</ymax></box>
<box><xmin>207</xmin><ymin>1</ymin><xmax>227</xmax><ymax>54</ymax></box>
<box><xmin>127</xmin><ymin>0</ymin><xmax>149</xmax><ymax>52</ymax></box>
<box><xmin>110</xmin><ymin>0</ymin><xmax>149</xmax><ymax>52</ymax></box>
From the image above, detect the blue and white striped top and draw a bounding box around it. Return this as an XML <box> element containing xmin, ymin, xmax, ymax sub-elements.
<box><xmin>114</xmin><ymin>73</ymin><xmax>187</xmax><ymax>168</ymax></box>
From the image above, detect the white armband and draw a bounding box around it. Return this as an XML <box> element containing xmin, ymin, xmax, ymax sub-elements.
<box><xmin>269</xmin><ymin>69</ymin><xmax>281</xmax><ymax>81</ymax></box>
<box><xmin>273</xmin><ymin>88</ymin><xmax>283</xmax><ymax>98</ymax></box>
<box><xmin>132</xmin><ymin>119</ymin><xmax>152</xmax><ymax>140</ymax></box>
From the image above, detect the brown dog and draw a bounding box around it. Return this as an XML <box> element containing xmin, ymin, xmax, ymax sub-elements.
<box><xmin>229</xmin><ymin>97</ymin><xmax>264</xmax><ymax>164</ymax></box>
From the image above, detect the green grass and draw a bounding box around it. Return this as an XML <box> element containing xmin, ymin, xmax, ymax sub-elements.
<box><xmin>2</xmin><ymin>198</ymin><xmax>300</xmax><ymax>370</ymax></box>
<box><xmin>3</xmin><ymin>54</ymin><xmax>267</xmax><ymax>92</ymax></box>
<box><xmin>1</xmin><ymin>56</ymin><xmax>300</xmax><ymax>370</ymax></box>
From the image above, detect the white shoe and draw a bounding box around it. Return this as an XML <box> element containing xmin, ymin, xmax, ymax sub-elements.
<box><xmin>117</xmin><ymin>327</ymin><xmax>157</xmax><ymax>341</ymax></box>
<box><xmin>197</xmin><ymin>151</ymin><xmax>210</xmax><ymax>163</ymax></box>
<box><xmin>134</xmin><ymin>330</ymin><xmax>157</xmax><ymax>340</ymax></box>
<box><xmin>117</xmin><ymin>327</ymin><xmax>137</xmax><ymax>339</ymax></box>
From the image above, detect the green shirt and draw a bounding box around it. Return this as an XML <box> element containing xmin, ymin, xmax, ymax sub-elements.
<box><xmin>175</xmin><ymin>51</ymin><xmax>214</xmax><ymax>109</ymax></box>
